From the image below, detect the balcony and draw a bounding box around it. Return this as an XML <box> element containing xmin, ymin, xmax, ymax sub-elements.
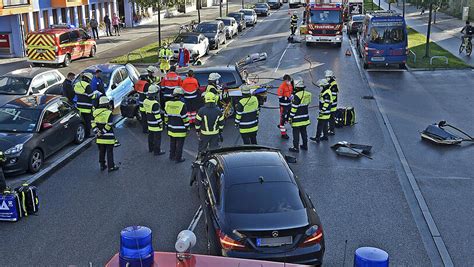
<box><xmin>0</xmin><ymin>0</ymin><xmax>32</xmax><ymax>16</ymax></box>
<box><xmin>50</xmin><ymin>0</ymin><xmax>88</xmax><ymax>8</ymax></box>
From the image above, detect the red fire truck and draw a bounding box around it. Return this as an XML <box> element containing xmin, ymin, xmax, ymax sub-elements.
<box><xmin>301</xmin><ymin>3</ymin><xmax>344</xmax><ymax>47</ymax></box>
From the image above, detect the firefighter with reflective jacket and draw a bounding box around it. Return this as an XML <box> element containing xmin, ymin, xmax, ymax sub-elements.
<box><xmin>205</xmin><ymin>73</ymin><xmax>222</xmax><ymax>104</ymax></box>
<box><xmin>135</xmin><ymin>76</ymin><xmax>151</xmax><ymax>133</ymax></box>
<box><xmin>288</xmin><ymin>78</ymin><xmax>312</xmax><ymax>152</ymax></box>
<box><xmin>235</xmin><ymin>85</ymin><xmax>259</xmax><ymax>145</ymax></box>
<box><xmin>160</xmin><ymin>65</ymin><xmax>183</xmax><ymax>109</ymax></box>
<box><xmin>92</xmin><ymin>96</ymin><xmax>119</xmax><ymax>172</ymax></box>
<box><xmin>310</xmin><ymin>79</ymin><xmax>332</xmax><ymax>143</ymax></box>
<box><xmin>182</xmin><ymin>70</ymin><xmax>200</xmax><ymax>124</ymax></box>
<box><xmin>277</xmin><ymin>74</ymin><xmax>293</xmax><ymax>139</ymax></box>
<box><xmin>195</xmin><ymin>92</ymin><xmax>224</xmax><ymax>153</ymax></box>
<box><xmin>159</xmin><ymin>43</ymin><xmax>174</xmax><ymax>73</ymax></box>
<box><xmin>143</xmin><ymin>85</ymin><xmax>165</xmax><ymax>156</ymax></box>
<box><xmin>290</xmin><ymin>11</ymin><xmax>298</xmax><ymax>36</ymax></box>
<box><xmin>165</xmin><ymin>87</ymin><xmax>189</xmax><ymax>163</ymax></box>
<box><xmin>74</xmin><ymin>72</ymin><xmax>96</xmax><ymax>138</ymax></box>
<box><xmin>325</xmin><ymin>70</ymin><xmax>338</xmax><ymax>135</ymax></box>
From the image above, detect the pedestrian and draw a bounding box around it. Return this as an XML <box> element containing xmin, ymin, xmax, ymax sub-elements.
<box><xmin>178</xmin><ymin>42</ymin><xmax>190</xmax><ymax>68</ymax></box>
<box><xmin>160</xmin><ymin>65</ymin><xmax>182</xmax><ymax>109</ymax></box>
<box><xmin>104</xmin><ymin>14</ymin><xmax>113</xmax><ymax>36</ymax></box>
<box><xmin>288</xmin><ymin>78</ymin><xmax>312</xmax><ymax>152</ymax></box>
<box><xmin>74</xmin><ymin>72</ymin><xmax>96</xmax><ymax>138</ymax></box>
<box><xmin>159</xmin><ymin>43</ymin><xmax>173</xmax><ymax>73</ymax></box>
<box><xmin>112</xmin><ymin>13</ymin><xmax>120</xmax><ymax>36</ymax></box>
<box><xmin>182</xmin><ymin>70</ymin><xmax>200</xmax><ymax>124</ymax></box>
<box><xmin>277</xmin><ymin>74</ymin><xmax>293</xmax><ymax>139</ymax></box>
<box><xmin>91</xmin><ymin>69</ymin><xmax>105</xmax><ymax>107</ymax></box>
<box><xmin>90</xmin><ymin>16</ymin><xmax>99</xmax><ymax>40</ymax></box>
<box><xmin>290</xmin><ymin>11</ymin><xmax>298</xmax><ymax>36</ymax></box>
<box><xmin>135</xmin><ymin>76</ymin><xmax>151</xmax><ymax>133</ymax></box>
<box><xmin>310</xmin><ymin>79</ymin><xmax>332</xmax><ymax>143</ymax></box>
<box><xmin>0</xmin><ymin>151</ymin><xmax>6</xmax><ymax>192</ymax></box>
<box><xmin>165</xmin><ymin>87</ymin><xmax>189</xmax><ymax>163</ymax></box>
<box><xmin>235</xmin><ymin>84</ymin><xmax>260</xmax><ymax>145</ymax></box>
<box><xmin>325</xmin><ymin>70</ymin><xmax>338</xmax><ymax>135</ymax></box>
<box><xmin>62</xmin><ymin>72</ymin><xmax>76</xmax><ymax>104</ymax></box>
<box><xmin>205</xmin><ymin>73</ymin><xmax>222</xmax><ymax>104</ymax></box>
<box><xmin>143</xmin><ymin>85</ymin><xmax>165</xmax><ymax>156</ymax></box>
<box><xmin>92</xmin><ymin>96</ymin><xmax>119</xmax><ymax>172</ymax></box>
<box><xmin>195</xmin><ymin>92</ymin><xmax>224</xmax><ymax>154</ymax></box>
<box><xmin>145</xmin><ymin>65</ymin><xmax>161</xmax><ymax>85</ymax></box>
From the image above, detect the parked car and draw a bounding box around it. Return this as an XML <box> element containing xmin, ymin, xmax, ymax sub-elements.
<box><xmin>169</xmin><ymin>32</ymin><xmax>209</xmax><ymax>59</ymax></box>
<box><xmin>25</xmin><ymin>24</ymin><xmax>96</xmax><ymax>67</ymax></box>
<box><xmin>227</xmin><ymin>12</ymin><xmax>247</xmax><ymax>32</ymax></box>
<box><xmin>267</xmin><ymin>0</ymin><xmax>282</xmax><ymax>9</ymax></box>
<box><xmin>216</xmin><ymin>17</ymin><xmax>239</xmax><ymax>39</ymax></box>
<box><xmin>0</xmin><ymin>68</ymin><xmax>65</xmax><ymax>107</ymax></box>
<box><xmin>195</xmin><ymin>21</ymin><xmax>227</xmax><ymax>50</ymax></box>
<box><xmin>0</xmin><ymin>95</ymin><xmax>85</xmax><ymax>174</ymax></box>
<box><xmin>75</xmin><ymin>64</ymin><xmax>139</xmax><ymax>108</ymax></box>
<box><xmin>254</xmin><ymin>3</ymin><xmax>270</xmax><ymax>16</ymax></box>
<box><xmin>348</xmin><ymin>14</ymin><xmax>364</xmax><ymax>34</ymax></box>
<box><xmin>191</xmin><ymin>146</ymin><xmax>325</xmax><ymax>265</ymax></box>
<box><xmin>240</xmin><ymin>9</ymin><xmax>258</xmax><ymax>26</ymax></box>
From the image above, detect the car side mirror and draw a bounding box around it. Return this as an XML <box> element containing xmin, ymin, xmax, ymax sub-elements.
<box><xmin>41</xmin><ymin>122</ymin><xmax>53</xmax><ymax>131</ymax></box>
<box><xmin>111</xmin><ymin>83</ymin><xmax>117</xmax><ymax>89</ymax></box>
<box><xmin>284</xmin><ymin>155</ymin><xmax>297</xmax><ymax>164</ymax></box>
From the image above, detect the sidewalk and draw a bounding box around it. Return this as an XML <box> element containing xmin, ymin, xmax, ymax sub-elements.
<box><xmin>376</xmin><ymin>0</ymin><xmax>473</xmax><ymax>66</ymax></box>
<box><xmin>0</xmin><ymin>2</ymin><xmax>241</xmax><ymax>66</ymax></box>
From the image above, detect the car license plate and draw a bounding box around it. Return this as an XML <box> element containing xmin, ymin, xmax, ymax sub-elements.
<box><xmin>371</xmin><ymin>56</ymin><xmax>385</xmax><ymax>62</ymax></box>
<box><xmin>256</xmin><ymin>236</ymin><xmax>293</xmax><ymax>247</ymax></box>
<box><xmin>36</xmin><ymin>49</ymin><xmax>45</xmax><ymax>54</ymax></box>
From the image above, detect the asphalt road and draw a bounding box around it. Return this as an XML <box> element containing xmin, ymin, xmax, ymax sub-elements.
<box><xmin>1</xmin><ymin>4</ymin><xmax>472</xmax><ymax>266</ymax></box>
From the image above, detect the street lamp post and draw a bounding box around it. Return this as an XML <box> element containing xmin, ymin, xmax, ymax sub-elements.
<box><xmin>220</xmin><ymin>0</ymin><xmax>223</xmax><ymax>17</ymax></box>
<box><xmin>197</xmin><ymin>0</ymin><xmax>201</xmax><ymax>23</ymax></box>
<box><xmin>242</xmin><ymin>0</ymin><xmax>244</xmax><ymax>8</ymax></box>
<box><xmin>157</xmin><ymin>0</ymin><xmax>161</xmax><ymax>47</ymax></box>
<box><xmin>424</xmin><ymin>3</ymin><xmax>433</xmax><ymax>58</ymax></box>
<box><xmin>226</xmin><ymin>0</ymin><xmax>229</xmax><ymax>15</ymax></box>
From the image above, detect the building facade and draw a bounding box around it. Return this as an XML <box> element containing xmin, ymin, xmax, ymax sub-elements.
<box><xmin>0</xmin><ymin>0</ymin><xmax>118</xmax><ymax>58</ymax></box>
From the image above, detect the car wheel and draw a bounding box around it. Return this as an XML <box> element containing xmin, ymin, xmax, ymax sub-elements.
<box><xmin>89</xmin><ymin>46</ymin><xmax>96</xmax><ymax>57</ymax></box>
<box><xmin>399</xmin><ymin>63</ymin><xmax>406</xmax><ymax>69</ymax></box>
<box><xmin>363</xmin><ymin>62</ymin><xmax>369</xmax><ymax>69</ymax></box>
<box><xmin>63</xmin><ymin>54</ymin><xmax>71</xmax><ymax>67</ymax></box>
<box><xmin>205</xmin><ymin>46</ymin><xmax>209</xmax><ymax>55</ymax></box>
<box><xmin>28</xmin><ymin>149</ymin><xmax>43</xmax><ymax>174</ymax></box>
<box><xmin>74</xmin><ymin>124</ymin><xmax>86</xmax><ymax>144</ymax></box>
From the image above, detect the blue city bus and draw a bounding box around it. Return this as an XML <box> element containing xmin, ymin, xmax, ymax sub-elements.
<box><xmin>357</xmin><ymin>11</ymin><xmax>407</xmax><ymax>69</ymax></box>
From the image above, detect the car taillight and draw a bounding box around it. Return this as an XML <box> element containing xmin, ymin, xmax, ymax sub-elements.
<box><xmin>299</xmin><ymin>225</ymin><xmax>323</xmax><ymax>247</ymax></box>
<box><xmin>364</xmin><ymin>44</ymin><xmax>368</xmax><ymax>56</ymax></box>
<box><xmin>217</xmin><ymin>229</ymin><xmax>247</xmax><ymax>251</ymax></box>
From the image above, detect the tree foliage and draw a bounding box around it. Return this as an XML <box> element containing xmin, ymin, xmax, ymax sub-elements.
<box><xmin>131</xmin><ymin>0</ymin><xmax>185</xmax><ymax>8</ymax></box>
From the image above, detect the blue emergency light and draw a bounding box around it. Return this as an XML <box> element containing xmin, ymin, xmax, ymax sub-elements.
<box><xmin>119</xmin><ymin>226</ymin><xmax>154</xmax><ymax>267</ymax></box>
<box><xmin>354</xmin><ymin>247</ymin><xmax>389</xmax><ymax>267</ymax></box>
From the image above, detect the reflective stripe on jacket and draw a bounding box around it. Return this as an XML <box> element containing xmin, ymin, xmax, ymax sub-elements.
<box><xmin>92</xmin><ymin>108</ymin><xmax>115</xmax><ymax>145</ymax></box>
<box><xmin>144</xmin><ymin>98</ymin><xmax>163</xmax><ymax>132</ymax></box>
<box><xmin>318</xmin><ymin>87</ymin><xmax>332</xmax><ymax>120</ymax></box>
<box><xmin>205</xmin><ymin>84</ymin><xmax>221</xmax><ymax>103</ymax></box>
<box><xmin>235</xmin><ymin>96</ymin><xmax>259</xmax><ymax>134</ymax></box>
<box><xmin>290</xmin><ymin>90</ymin><xmax>312</xmax><ymax>127</ymax></box>
<box><xmin>290</xmin><ymin>15</ymin><xmax>298</xmax><ymax>27</ymax></box>
<box><xmin>195</xmin><ymin>104</ymin><xmax>224</xmax><ymax>135</ymax></box>
<box><xmin>182</xmin><ymin>77</ymin><xmax>200</xmax><ymax>99</ymax></box>
<box><xmin>161</xmin><ymin>72</ymin><xmax>182</xmax><ymax>87</ymax></box>
<box><xmin>277</xmin><ymin>81</ymin><xmax>293</xmax><ymax>106</ymax></box>
<box><xmin>329</xmin><ymin>79</ymin><xmax>338</xmax><ymax>112</ymax></box>
<box><xmin>74</xmin><ymin>81</ymin><xmax>95</xmax><ymax>114</ymax></box>
<box><xmin>165</xmin><ymin>100</ymin><xmax>189</xmax><ymax>137</ymax></box>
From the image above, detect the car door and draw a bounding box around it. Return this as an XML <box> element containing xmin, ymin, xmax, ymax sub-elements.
<box><xmin>78</xmin><ymin>29</ymin><xmax>90</xmax><ymax>57</ymax></box>
<box><xmin>69</xmin><ymin>30</ymin><xmax>81</xmax><ymax>60</ymax></box>
<box><xmin>38</xmin><ymin>100</ymin><xmax>68</xmax><ymax>156</ymax></box>
<box><xmin>42</xmin><ymin>72</ymin><xmax>60</xmax><ymax>93</ymax></box>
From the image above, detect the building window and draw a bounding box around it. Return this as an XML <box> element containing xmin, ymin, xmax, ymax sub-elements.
<box><xmin>61</xmin><ymin>8</ymin><xmax>67</xmax><ymax>23</ymax></box>
<box><xmin>33</xmin><ymin>11</ymin><xmax>39</xmax><ymax>31</ymax></box>
<box><xmin>2</xmin><ymin>0</ymin><xmax>29</xmax><ymax>7</ymax></box>
<box><xmin>43</xmin><ymin>10</ymin><xmax>49</xmax><ymax>28</ymax></box>
<box><xmin>52</xmin><ymin>9</ymin><xmax>58</xmax><ymax>24</ymax></box>
<box><xmin>69</xmin><ymin>7</ymin><xmax>75</xmax><ymax>25</ymax></box>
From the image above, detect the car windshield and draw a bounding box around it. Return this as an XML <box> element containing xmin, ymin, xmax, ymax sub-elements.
<box><xmin>220</xmin><ymin>19</ymin><xmax>231</xmax><ymax>26</ymax></box>
<box><xmin>370</xmin><ymin>26</ymin><xmax>405</xmax><ymax>44</ymax></box>
<box><xmin>255</xmin><ymin>4</ymin><xmax>266</xmax><ymax>8</ymax></box>
<box><xmin>228</xmin><ymin>13</ymin><xmax>242</xmax><ymax>20</ymax></box>
<box><xmin>196</xmin><ymin>24</ymin><xmax>217</xmax><ymax>33</ymax></box>
<box><xmin>225</xmin><ymin>182</ymin><xmax>305</xmax><ymax>214</ymax></box>
<box><xmin>241</xmin><ymin>10</ymin><xmax>253</xmax><ymax>16</ymax></box>
<box><xmin>0</xmin><ymin>107</ymin><xmax>41</xmax><ymax>132</ymax></box>
<box><xmin>310</xmin><ymin>10</ymin><xmax>342</xmax><ymax>24</ymax></box>
<box><xmin>175</xmin><ymin>35</ymin><xmax>199</xmax><ymax>44</ymax></box>
<box><xmin>0</xmin><ymin>76</ymin><xmax>32</xmax><ymax>95</ymax></box>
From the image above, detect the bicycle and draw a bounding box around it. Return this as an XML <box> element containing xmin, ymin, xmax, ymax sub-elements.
<box><xmin>459</xmin><ymin>35</ymin><xmax>472</xmax><ymax>56</ymax></box>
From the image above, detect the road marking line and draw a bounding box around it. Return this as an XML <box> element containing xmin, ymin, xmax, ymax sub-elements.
<box><xmin>274</xmin><ymin>43</ymin><xmax>291</xmax><ymax>72</ymax></box>
<box><xmin>188</xmin><ymin>205</ymin><xmax>203</xmax><ymax>232</ymax></box>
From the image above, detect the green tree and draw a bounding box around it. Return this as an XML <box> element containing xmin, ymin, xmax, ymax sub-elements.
<box><xmin>132</xmin><ymin>0</ymin><xmax>181</xmax><ymax>8</ymax></box>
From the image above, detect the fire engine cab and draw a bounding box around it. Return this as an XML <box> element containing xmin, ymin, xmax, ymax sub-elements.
<box><xmin>26</xmin><ymin>24</ymin><xmax>96</xmax><ymax>67</ymax></box>
<box><xmin>300</xmin><ymin>2</ymin><xmax>344</xmax><ymax>47</ymax></box>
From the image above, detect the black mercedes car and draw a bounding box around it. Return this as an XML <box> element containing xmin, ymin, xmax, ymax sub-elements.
<box><xmin>0</xmin><ymin>95</ymin><xmax>85</xmax><ymax>174</ymax></box>
<box><xmin>191</xmin><ymin>146</ymin><xmax>325</xmax><ymax>265</ymax></box>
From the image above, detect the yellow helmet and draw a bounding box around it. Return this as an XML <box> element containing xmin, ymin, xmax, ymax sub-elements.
<box><xmin>204</xmin><ymin>92</ymin><xmax>217</xmax><ymax>103</ymax></box>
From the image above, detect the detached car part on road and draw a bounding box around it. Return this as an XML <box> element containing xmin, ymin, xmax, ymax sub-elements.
<box><xmin>191</xmin><ymin>146</ymin><xmax>325</xmax><ymax>265</ymax></box>
<box><xmin>0</xmin><ymin>95</ymin><xmax>85</xmax><ymax>174</ymax></box>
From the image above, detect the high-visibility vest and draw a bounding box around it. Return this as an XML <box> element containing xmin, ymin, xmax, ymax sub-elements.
<box><xmin>143</xmin><ymin>98</ymin><xmax>163</xmax><ymax>132</ymax></box>
<box><xmin>290</xmin><ymin>15</ymin><xmax>298</xmax><ymax>27</ymax></box>
<box><xmin>235</xmin><ymin>96</ymin><xmax>259</xmax><ymax>134</ymax></box>
<box><xmin>290</xmin><ymin>90</ymin><xmax>312</xmax><ymax>127</ymax></box>
<box><xmin>165</xmin><ymin>100</ymin><xmax>189</xmax><ymax>137</ymax></box>
<box><xmin>318</xmin><ymin>87</ymin><xmax>332</xmax><ymax>120</ymax></box>
<box><xmin>329</xmin><ymin>79</ymin><xmax>338</xmax><ymax>112</ymax></box>
<box><xmin>182</xmin><ymin>77</ymin><xmax>199</xmax><ymax>100</ymax></box>
<box><xmin>74</xmin><ymin>81</ymin><xmax>95</xmax><ymax>114</ymax></box>
<box><xmin>146</xmin><ymin>75</ymin><xmax>160</xmax><ymax>85</ymax></box>
<box><xmin>205</xmin><ymin>84</ymin><xmax>221</xmax><ymax>103</ymax></box>
<box><xmin>195</xmin><ymin>104</ymin><xmax>224</xmax><ymax>135</ymax></box>
<box><xmin>92</xmin><ymin>108</ymin><xmax>115</xmax><ymax>145</ymax></box>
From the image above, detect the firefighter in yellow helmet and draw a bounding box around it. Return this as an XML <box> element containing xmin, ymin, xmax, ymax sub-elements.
<box><xmin>195</xmin><ymin>92</ymin><xmax>225</xmax><ymax>153</ymax></box>
<box><xmin>92</xmin><ymin>96</ymin><xmax>119</xmax><ymax>172</ymax></box>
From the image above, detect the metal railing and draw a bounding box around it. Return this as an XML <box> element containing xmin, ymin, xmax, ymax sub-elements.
<box><xmin>430</xmin><ymin>56</ymin><xmax>448</xmax><ymax>65</ymax></box>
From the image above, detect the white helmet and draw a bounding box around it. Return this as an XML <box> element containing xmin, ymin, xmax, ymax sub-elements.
<box><xmin>98</xmin><ymin>96</ymin><xmax>110</xmax><ymax>105</ymax></box>
<box><xmin>293</xmin><ymin>76</ymin><xmax>305</xmax><ymax>88</ymax></box>
<box><xmin>173</xmin><ymin>87</ymin><xmax>185</xmax><ymax>96</ymax></box>
<box><xmin>324</xmin><ymin>70</ymin><xmax>335</xmax><ymax>78</ymax></box>
<box><xmin>208</xmin><ymin>72</ymin><xmax>221</xmax><ymax>81</ymax></box>
<box><xmin>148</xmin><ymin>84</ymin><xmax>159</xmax><ymax>94</ymax></box>
<box><xmin>293</xmin><ymin>11</ymin><xmax>298</xmax><ymax>16</ymax></box>
<box><xmin>82</xmin><ymin>72</ymin><xmax>93</xmax><ymax>81</ymax></box>
<box><xmin>147</xmin><ymin>65</ymin><xmax>157</xmax><ymax>73</ymax></box>
<box><xmin>317</xmin><ymin>78</ymin><xmax>329</xmax><ymax>87</ymax></box>
<box><xmin>241</xmin><ymin>84</ymin><xmax>252</xmax><ymax>94</ymax></box>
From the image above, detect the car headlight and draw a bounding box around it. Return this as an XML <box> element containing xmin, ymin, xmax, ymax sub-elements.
<box><xmin>5</xmin><ymin>144</ymin><xmax>23</xmax><ymax>155</ymax></box>
<box><xmin>336</xmin><ymin>31</ymin><xmax>341</xmax><ymax>35</ymax></box>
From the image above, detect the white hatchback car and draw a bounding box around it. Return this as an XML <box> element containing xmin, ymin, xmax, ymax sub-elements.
<box><xmin>216</xmin><ymin>17</ymin><xmax>239</xmax><ymax>39</ymax></box>
<box><xmin>240</xmin><ymin>9</ymin><xmax>258</xmax><ymax>26</ymax></box>
<box><xmin>169</xmin><ymin>32</ymin><xmax>209</xmax><ymax>59</ymax></box>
